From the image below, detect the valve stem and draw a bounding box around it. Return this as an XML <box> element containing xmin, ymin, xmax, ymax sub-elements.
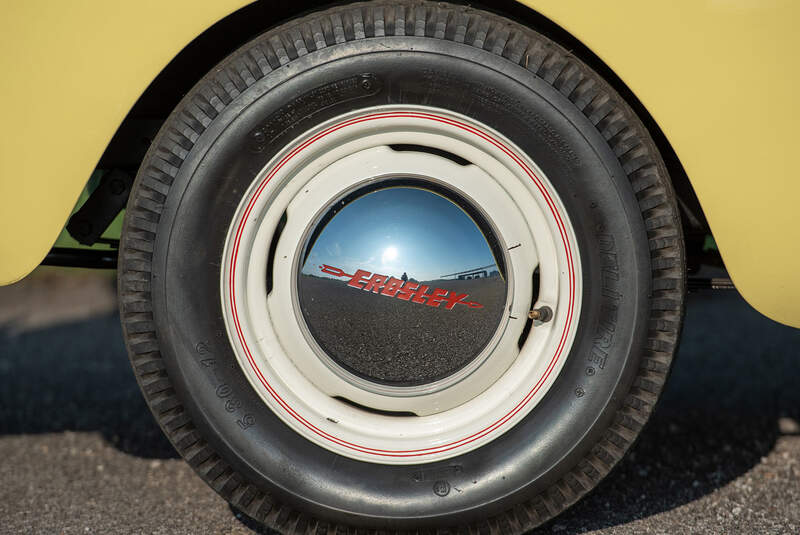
<box><xmin>528</xmin><ymin>306</ymin><xmax>553</xmax><ymax>322</ymax></box>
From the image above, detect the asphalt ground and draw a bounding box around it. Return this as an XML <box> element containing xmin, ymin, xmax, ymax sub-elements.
<box><xmin>298</xmin><ymin>275</ymin><xmax>507</xmax><ymax>384</ymax></box>
<box><xmin>1</xmin><ymin>268</ymin><xmax>799</xmax><ymax>534</ymax></box>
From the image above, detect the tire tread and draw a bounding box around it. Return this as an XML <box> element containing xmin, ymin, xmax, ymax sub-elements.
<box><xmin>119</xmin><ymin>2</ymin><xmax>685</xmax><ymax>533</ymax></box>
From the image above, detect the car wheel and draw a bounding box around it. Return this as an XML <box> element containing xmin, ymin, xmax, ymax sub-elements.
<box><xmin>119</xmin><ymin>2</ymin><xmax>685</xmax><ymax>532</ymax></box>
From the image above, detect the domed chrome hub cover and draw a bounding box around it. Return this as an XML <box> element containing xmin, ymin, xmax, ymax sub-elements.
<box><xmin>296</xmin><ymin>180</ymin><xmax>509</xmax><ymax>389</ymax></box>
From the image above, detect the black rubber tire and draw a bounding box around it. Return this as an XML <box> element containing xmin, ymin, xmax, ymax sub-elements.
<box><xmin>119</xmin><ymin>2</ymin><xmax>685</xmax><ymax>532</ymax></box>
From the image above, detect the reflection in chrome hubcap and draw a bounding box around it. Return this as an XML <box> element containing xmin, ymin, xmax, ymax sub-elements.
<box><xmin>297</xmin><ymin>182</ymin><xmax>509</xmax><ymax>387</ymax></box>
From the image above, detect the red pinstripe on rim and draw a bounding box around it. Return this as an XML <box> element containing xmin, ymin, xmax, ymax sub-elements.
<box><xmin>227</xmin><ymin>111</ymin><xmax>576</xmax><ymax>458</ymax></box>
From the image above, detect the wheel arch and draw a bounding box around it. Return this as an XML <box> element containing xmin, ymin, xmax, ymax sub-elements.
<box><xmin>128</xmin><ymin>0</ymin><xmax>800</xmax><ymax>328</ymax></box>
<box><xmin>8</xmin><ymin>0</ymin><xmax>757</xmax><ymax>320</ymax></box>
<box><xmin>103</xmin><ymin>0</ymin><xmax>708</xmax><ymax>240</ymax></box>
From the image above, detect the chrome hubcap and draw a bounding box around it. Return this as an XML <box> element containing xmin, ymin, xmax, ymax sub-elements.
<box><xmin>296</xmin><ymin>180</ymin><xmax>509</xmax><ymax>393</ymax></box>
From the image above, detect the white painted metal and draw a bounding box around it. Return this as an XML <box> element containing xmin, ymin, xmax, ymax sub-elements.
<box><xmin>221</xmin><ymin>106</ymin><xmax>582</xmax><ymax>464</ymax></box>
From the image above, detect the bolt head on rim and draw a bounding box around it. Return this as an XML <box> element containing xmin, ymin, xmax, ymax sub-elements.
<box><xmin>221</xmin><ymin>106</ymin><xmax>581</xmax><ymax>464</ymax></box>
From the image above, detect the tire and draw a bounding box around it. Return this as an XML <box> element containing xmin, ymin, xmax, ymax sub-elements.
<box><xmin>119</xmin><ymin>2</ymin><xmax>685</xmax><ymax>532</ymax></box>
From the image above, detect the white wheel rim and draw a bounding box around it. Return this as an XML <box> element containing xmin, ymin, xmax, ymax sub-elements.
<box><xmin>221</xmin><ymin>106</ymin><xmax>582</xmax><ymax>464</ymax></box>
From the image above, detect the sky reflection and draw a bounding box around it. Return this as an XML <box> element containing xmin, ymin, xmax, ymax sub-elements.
<box><xmin>301</xmin><ymin>187</ymin><xmax>497</xmax><ymax>281</ymax></box>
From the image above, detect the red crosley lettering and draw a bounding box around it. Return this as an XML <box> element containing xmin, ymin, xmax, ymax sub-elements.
<box><xmin>395</xmin><ymin>282</ymin><xmax>418</xmax><ymax>301</ymax></box>
<box><xmin>363</xmin><ymin>273</ymin><xmax>388</xmax><ymax>293</ymax></box>
<box><xmin>410</xmin><ymin>285</ymin><xmax>432</xmax><ymax>304</ymax></box>
<box><xmin>425</xmin><ymin>288</ymin><xmax>449</xmax><ymax>308</ymax></box>
<box><xmin>443</xmin><ymin>291</ymin><xmax>469</xmax><ymax>310</ymax></box>
<box><xmin>323</xmin><ymin>265</ymin><xmax>484</xmax><ymax>310</ymax></box>
<box><xmin>381</xmin><ymin>277</ymin><xmax>404</xmax><ymax>297</ymax></box>
<box><xmin>347</xmin><ymin>269</ymin><xmax>371</xmax><ymax>289</ymax></box>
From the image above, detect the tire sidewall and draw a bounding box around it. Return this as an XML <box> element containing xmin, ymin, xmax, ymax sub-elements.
<box><xmin>146</xmin><ymin>38</ymin><xmax>650</xmax><ymax>527</ymax></box>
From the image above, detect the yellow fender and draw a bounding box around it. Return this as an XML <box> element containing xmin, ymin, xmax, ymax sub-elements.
<box><xmin>520</xmin><ymin>0</ymin><xmax>800</xmax><ymax>327</ymax></box>
<box><xmin>1</xmin><ymin>0</ymin><xmax>798</xmax><ymax>327</ymax></box>
<box><xmin>0</xmin><ymin>0</ymin><xmax>251</xmax><ymax>282</ymax></box>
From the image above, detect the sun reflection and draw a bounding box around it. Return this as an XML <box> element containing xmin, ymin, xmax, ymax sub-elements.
<box><xmin>381</xmin><ymin>246</ymin><xmax>398</xmax><ymax>265</ymax></box>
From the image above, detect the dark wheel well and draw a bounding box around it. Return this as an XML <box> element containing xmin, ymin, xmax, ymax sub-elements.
<box><xmin>97</xmin><ymin>0</ymin><xmax>709</xmax><ymax>262</ymax></box>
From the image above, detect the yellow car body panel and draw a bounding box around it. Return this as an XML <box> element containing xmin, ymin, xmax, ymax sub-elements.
<box><xmin>517</xmin><ymin>0</ymin><xmax>800</xmax><ymax>328</ymax></box>
<box><xmin>1</xmin><ymin>1</ymin><xmax>798</xmax><ymax>327</ymax></box>
<box><xmin>0</xmin><ymin>0</ymin><xmax>251</xmax><ymax>284</ymax></box>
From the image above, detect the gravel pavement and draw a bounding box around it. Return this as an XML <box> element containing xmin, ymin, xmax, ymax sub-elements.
<box><xmin>298</xmin><ymin>275</ymin><xmax>506</xmax><ymax>383</ymax></box>
<box><xmin>1</xmin><ymin>268</ymin><xmax>799</xmax><ymax>534</ymax></box>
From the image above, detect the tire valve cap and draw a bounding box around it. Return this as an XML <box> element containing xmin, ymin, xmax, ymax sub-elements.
<box><xmin>528</xmin><ymin>306</ymin><xmax>553</xmax><ymax>322</ymax></box>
